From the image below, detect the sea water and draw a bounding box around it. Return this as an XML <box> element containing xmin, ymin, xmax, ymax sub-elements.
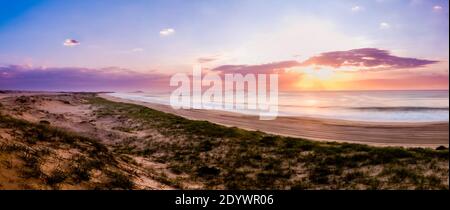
<box><xmin>108</xmin><ymin>90</ymin><xmax>449</xmax><ymax>122</ymax></box>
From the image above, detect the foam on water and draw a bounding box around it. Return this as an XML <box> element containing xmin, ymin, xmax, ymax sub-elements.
<box><xmin>108</xmin><ymin>90</ymin><xmax>449</xmax><ymax>122</ymax></box>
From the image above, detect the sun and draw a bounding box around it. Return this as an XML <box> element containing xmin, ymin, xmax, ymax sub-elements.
<box><xmin>290</xmin><ymin>66</ymin><xmax>347</xmax><ymax>90</ymax></box>
<box><xmin>309</xmin><ymin>68</ymin><xmax>335</xmax><ymax>81</ymax></box>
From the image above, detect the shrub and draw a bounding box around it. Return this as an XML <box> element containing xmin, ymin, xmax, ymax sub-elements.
<box><xmin>39</xmin><ymin>120</ymin><xmax>51</xmax><ymax>125</ymax></box>
<box><xmin>45</xmin><ymin>169</ymin><xmax>68</xmax><ymax>186</ymax></box>
<box><xmin>19</xmin><ymin>153</ymin><xmax>42</xmax><ymax>178</ymax></box>
<box><xmin>106</xmin><ymin>171</ymin><xmax>134</xmax><ymax>190</ymax></box>
<box><xmin>197</xmin><ymin>166</ymin><xmax>221</xmax><ymax>177</ymax></box>
<box><xmin>436</xmin><ymin>146</ymin><xmax>448</xmax><ymax>151</ymax></box>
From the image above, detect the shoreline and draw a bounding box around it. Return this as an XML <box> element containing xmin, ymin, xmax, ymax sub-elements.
<box><xmin>100</xmin><ymin>93</ymin><xmax>449</xmax><ymax>148</ymax></box>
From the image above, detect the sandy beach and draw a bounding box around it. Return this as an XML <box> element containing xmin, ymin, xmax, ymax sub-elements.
<box><xmin>101</xmin><ymin>94</ymin><xmax>449</xmax><ymax>148</ymax></box>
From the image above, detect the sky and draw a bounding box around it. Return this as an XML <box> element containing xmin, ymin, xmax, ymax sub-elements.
<box><xmin>0</xmin><ymin>0</ymin><xmax>448</xmax><ymax>91</ymax></box>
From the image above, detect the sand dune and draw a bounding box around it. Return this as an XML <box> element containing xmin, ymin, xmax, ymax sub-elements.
<box><xmin>101</xmin><ymin>94</ymin><xmax>449</xmax><ymax>148</ymax></box>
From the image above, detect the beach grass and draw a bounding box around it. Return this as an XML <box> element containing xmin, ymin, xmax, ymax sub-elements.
<box><xmin>87</xmin><ymin>96</ymin><xmax>449</xmax><ymax>190</ymax></box>
<box><xmin>0</xmin><ymin>114</ymin><xmax>134</xmax><ymax>189</ymax></box>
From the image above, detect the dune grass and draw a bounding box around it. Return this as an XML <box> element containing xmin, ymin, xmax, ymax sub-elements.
<box><xmin>0</xmin><ymin>114</ymin><xmax>134</xmax><ymax>189</ymax></box>
<box><xmin>88</xmin><ymin>96</ymin><xmax>449</xmax><ymax>190</ymax></box>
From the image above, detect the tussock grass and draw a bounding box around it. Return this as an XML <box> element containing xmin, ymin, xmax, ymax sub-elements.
<box><xmin>0</xmin><ymin>114</ymin><xmax>136</xmax><ymax>189</ymax></box>
<box><xmin>88</xmin><ymin>96</ymin><xmax>449</xmax><ymax>190</ymax></box>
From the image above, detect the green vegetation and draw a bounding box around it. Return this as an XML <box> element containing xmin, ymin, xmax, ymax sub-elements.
<box><xmin>0</xmin><ymin>114</ymin><xmax>135</xmax><ymax>189</ymax></box>
<box><xmin>88</xmin><ymin>96</ymin><xmax>449</xmax><ymax>190</ymax></box>
<box><xmin>105</xmin><ymin>170</ymin><xmax>135</xmax><ymax>190</ymax></box>
<box><xmin>45</xmin><ymin>169</ymin><xmax>68</xmax><ymax>186</ymax></box>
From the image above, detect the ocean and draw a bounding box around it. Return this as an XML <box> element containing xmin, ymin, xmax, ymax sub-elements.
<box><xmin>108</xmin><ymin>90</ymin><xmax>449</xmax><ymax>122</ymax></box>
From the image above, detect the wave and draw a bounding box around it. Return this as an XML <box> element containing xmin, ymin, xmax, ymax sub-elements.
<box><xmin>349</xmin><ymin>107</ymin><xmax>449</xmax><ymax>111</ymax></box>
<box><xmin>277</xmin><ymin>104</ymin><xmax>448</xmax><ymax>111</ymax></box>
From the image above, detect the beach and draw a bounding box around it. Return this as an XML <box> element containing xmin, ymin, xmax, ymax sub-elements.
<box><xmin>100</xmin><ymin>94</ymin><xmax>449</xmax><ymax>148</ymax></box>
<box><xmin>1</xmin><ymin>91</ymin><xmax>449</xmax><ymax>190</ymax></box>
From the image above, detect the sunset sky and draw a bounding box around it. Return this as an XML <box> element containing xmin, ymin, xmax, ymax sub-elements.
<box><xmin>0</xmin><ymin>0</ymin><xmax>448</xmax><ymax>91</ymax></box>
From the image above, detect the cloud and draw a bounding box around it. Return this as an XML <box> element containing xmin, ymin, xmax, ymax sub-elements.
<box><xmin>212</xmin><ymin>61</ymin><xmax>303</xmax><ymax>90</ymax></box>
<box><xmin>63</xmin><ymin>39</ymin><xmax>80</xmax><ymax>47</ymax></box>
<box><xmin>213</xmin><ymin>48</ymin><xmax>438</xmax><ymax>74</ymax></box>
<box><xmin>433</xmin><ymin>5</ymin><xmax>443</xmax><ymax>11</ymax></box>
<box><xmin>210</xmin><ymin>49</ymin><xmax>442</xmax><ymax>91</ymax></box>
<box><xmin>299</xmin><ymin>48</ymin><xmax>438</xmax><ymax>70</ymax></box>
<box><xmin>2</xmin><ymin>48</ymin><xmax>438</xmax><ymax>92</ymax></box>
<box><xmin>197</xmin><ymin>57</ymin><xmax>218</xmax><ymax>64</ymax></box>
<box><xmin>379</xmin><ymin>22</ymin><xmax>390</xmax><ymax>30</ymax></box>
<box><xmin>351</xmin><ymin>6</ymin><xmax>363</xmax><ymax>12</ymax></box>
<box><xmin>116</xmin><ymin>48</ymin><xmax>145</xmax><ymax>54</ymax></box>
<box><xmin>213</xmin><ymin>60</ymin><xmax>300</xmax><ymax>74</ymax></box>
<box><xmin>131</xmin><ymin>48</ymin><xmax>144</xmax><ymax>52</ymax></box>
<box><xmin>160</xmin><ymin>28</ymin><xmax>175</xmax><ymax>36</ymax></box>
<box><xmin>197</xmin><ymin>54</ymin><xmax>224</xmax><ymax>64</ymax></box>
<box><xmin>0</xmin><ymin>65</ymin><xmax>169</xmax><ymax>91</ymax></box>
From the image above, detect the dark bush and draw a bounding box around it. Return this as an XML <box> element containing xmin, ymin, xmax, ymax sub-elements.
<box><xmin>45</xmin><ymin>169</ymin><xmax>68</xmax><ymax>186</ymax></box>
<box><xmin>197</xmin><ymin>166</ymin><xmax>221</xmax><ymax>177</ymax></box>
<box><xmin>436</xmin><ymin>146</ymin><xmax>448</xmax><ymax>151</ymax></box>
<box><xmin>106</xmin><ymin>171</ymin><xmax>134</xmax><ymax>190</ymax></box>
<box><xmin>39</xmin><ymin>120</ymin><xmax>51</xmax><ymax>125</ymax></box>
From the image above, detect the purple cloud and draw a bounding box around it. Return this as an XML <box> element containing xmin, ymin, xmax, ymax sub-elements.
<box><xmin>197</xmin><ymin>57</ymin><xmax>218</xmax><ymax>64</ymax></box>
<box><xmin>63</xmin><ymin>39</ymin><xmax>80</xmax><ymax>47</ymax></box>
<box><xmin>0</xmin><ymin>65</ymin><xmax>169</xmax><ymax>91</ymax></box>
<box><xmin>300</xmin><ymin>48</ymin><xmax>438</xmax><ymax>69</ymax></box>
<box><xmin>213</xmin><ymin>60</ymin><xmax>300</xmax><ymax>74</ymax></box>
<box><xmin>212</xmin><ymin>48</ymin><xmax>438</xmax><ymax>74</ymax></box>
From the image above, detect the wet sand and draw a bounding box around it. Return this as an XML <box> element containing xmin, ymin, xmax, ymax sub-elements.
<box><xmin>101</xmin><ymin>94</ymin><xmax>449</xmax><ymax>148</ymax></box>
